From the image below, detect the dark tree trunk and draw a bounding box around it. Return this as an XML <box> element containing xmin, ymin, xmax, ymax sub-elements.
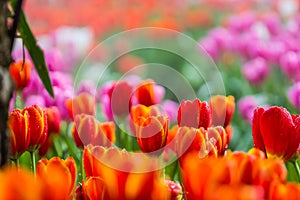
<box><xmin>0</xmin><ymin>0</ymin><xmax>14</xmax><ymax>167</ymax></box>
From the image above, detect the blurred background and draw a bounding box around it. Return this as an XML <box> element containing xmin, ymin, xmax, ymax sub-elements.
<box><xmin>17</xmin><ymin>0</ymin><xmax>300</xmax><ymax>151</ymax></box>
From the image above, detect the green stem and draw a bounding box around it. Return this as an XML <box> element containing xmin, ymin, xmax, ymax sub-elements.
<box><xmin>79</xmin><ymin>150</ymin><xmax>86</xmax><ymax>182</ymax></box>
<box><xmin>30</xmin><ymin>151</ymin><xmax>36</xmax><ymax>174</ymax></box>
<box><xmin>294</xmin><ymin>160</ymin><xmax>300</xmax><ymax>182</ymax></box>
<box><xmin>14</xmin><ymin>90</ymin><xmax>24</xmax><ymax>109</ymax></box>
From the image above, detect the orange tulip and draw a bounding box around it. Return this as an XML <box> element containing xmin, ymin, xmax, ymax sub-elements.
<box><xmin>8</xmin><ymin>109</ymin><xmax>30</xmax><ymax>159</ymax></box>
<box><xmin>24</xmin><ymin>105</ymin><xmax>48</xmax><ymax>151</ymax></box>
<box><xmin>207</xmin><ymin>126</ymin><xmax>228</xmax><ymax>156</ymax></box>
<box><xmin>37</xmin><ymin>157</ymin><xmax>77</xmax><ymax>200</ymax></box>
<box><xmin>9</xmin><ymin>59</ymin><xmax>31</xmax><ymax>89</ymax></box>
<box><xmin>252</xmin><ymin>106</ymin><xmax>300</xmax><ymax>161</ymax></box>
<box><xmin>269</xmin><ymin>182</ymin><xmax>300</xmax><ymax>200</ymax></box>
<box><xmin>82</xmin><ymin>177</ymin><xmax>106</xmax><ymax>200</ymax></box>
<box><xmin>129</xmin><ymin>104</ymin><xmax>162</xmax><ymax>136</ymax></box>
<box><xmin>176</xmin><ymin>127</ymin><xmax>218</xmax><ymax>165</ymax></box>
<box><xmin>181</xmin><ymin>149</ymin><xmax>287</xmax><ymax>199</ymax></box>
<box><xmin>0</xmin><ymin>167</ymin><xmax>42</xmax><ymax>200</ymax></box>
<box><xmin>210</xmin><ymin>95</ymin><xmax>235</xmax><ymax>127</ymax></box>
<box><xmin>83</xmin><ymin>145</ymin><xmax>170</xmax><ymax>200</ymax></box>
<box><xmin>72</xmin><ymin>114</ymin><xmax>115</xmax><ymax>149</ymax></box>
<box><xmin>65</xmin><ymin>92</ymin><xmax>96</xmax><ymax>120</ymax></box>
<box><xmin>177</xmin><ymin>98</ymin><xmax>211</xmax><ymax>129</ymax></box>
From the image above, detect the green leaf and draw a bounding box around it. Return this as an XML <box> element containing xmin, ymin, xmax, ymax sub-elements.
<box><xmin>286</xmin><ymin>161</ymin><xmax>300</xmax><ymax>183</ymax></box>
<box><xmin>10</xmin><ymin>0</ymin><xmax>54</xmax><ymax>97</ymax></box>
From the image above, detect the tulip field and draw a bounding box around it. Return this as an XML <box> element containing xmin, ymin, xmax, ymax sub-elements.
<box><xmin>2</xmin><ymin>0</ymin><xmax>300</xmax><ymax>199</ymax></box>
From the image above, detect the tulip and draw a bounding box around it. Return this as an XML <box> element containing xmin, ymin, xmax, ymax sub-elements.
<box><xmin>65</xmin><ymin>92</ymin><xmax>96</xmax><ymax>120</ymax></box>
<box><xmin>177</xmin><ymin>98</ymin><xmax>211</xmax><ymax>129</ymax></box>
<box><xmin>24</xmin><ymin>105</ymin><xmax>48</xmax><ymax>151</ymax></box>
<box><xmin>45</xmin><ymin>106</ymin><xmax>61</xmax><ymax>134</ymax></box>
<box><xmin>9</xmin><ymin>59</ymin><xmax>31</xmax><ymax>90</ymax></box>
<box><xmin>0</xmin><ymin>167</ymin><xmax>42</xmax><ymax>200</ymax></box>
<box><xmin>210</xmin><ymin>95</ymin><xmax>235</xmax><ymax>128</ymax></box>
<box><xmin>207</xmin><ymin>126</ymin><xmax>228</xmax><ymax>156</ymax></box>
<box><xmin>72</xmin><ymin>114</ymin><xmax>115</xmax><ymax>149</ymax></box>
<box><xmin>252</xmin><ymin>106</ymin><xmax>300</xmax><ymax>161</ymax></box>
<box><xmin>82</xmin><ymin>177</ymin><xmax>106</xmax><ymax>200</ymax></box>
<box><xmin>134</xmin><ymin>79</ymin><xmax>164</xmax><ymax>106</ymax></box>
<box><xmin>242</xmin><ymin>57</ymin><xmax>269</xmax><ymax>85</ymax></box>
<box><xmin>37</xmin><ymin>157</ymin><xmax>77</xmax><ymax>200</ymax></box>
<box><xmin>269</xmin><ymin>182</ymin><xmax>300</xmax><ymax>200</ymax></box>
<box><xmin>176</xmin><ymin>127</ymin><xmax>218</xmax><ymax>165</ymax></box>
<box><xmin>288</xmin><ymin>82</ymin><xmax>300</xmax><ymax>111</ymax></box>
<box><xmin>83</xmin><ymin>145</ymin><xmax>170</xmax><ymax>200</ymax></box>
<box><xmin>8</xmin><ymin>109</ymin><xmax>30</xmax><ymax>159</ymax></box>
<box><xmin>136</xmin><ymin>115</ymin><xmax>168</xmax><ymax>155</ymax></box>
<box><xmin>129</xmin><ymin>104</ymin><xmax>162</xmax><ymax>136</ymax></box>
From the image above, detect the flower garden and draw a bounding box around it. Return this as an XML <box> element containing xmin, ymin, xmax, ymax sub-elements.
<box><xmin>2</xmin><ymin>0</ymin><xmax>300</xmax><ymax>199</ymax></box>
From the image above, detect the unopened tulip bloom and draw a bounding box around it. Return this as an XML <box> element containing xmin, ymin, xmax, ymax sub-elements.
<box><xmin>210</xmin><ymin>95</ymin><xmax>235</xmax><ymax>128</ymax></box>
<box><xmin>134</xmin><ymin>79</ymin><xmax>165</xmax><ymax>107</ymax></box>
<box><xmin>24</xmin><ymin>105</ymin><xmax>48</xmax><ymax>151</ymax></box>
<box><xmin>8</xmin><ymin>109</ymin><xmax>30</xmax><ymax>159</ymax></box>
<box><xmin>177</xmin><ymin>98</ymin><xmax>211</xmax><ymax>129</ymax></box>
<box><xmin>252</xmin><ymin>106</ymin><xmax>300</xmax><ymax>161</ymax></box>
<box><xmin>45</xmin><ymin>106</ymin><xmax>61</xmax><ymax>134</ymax></box>
<box><xmin>9</xmin><ymin>59</ymin><xmax>31</xmax><ymax>90</ymax></box>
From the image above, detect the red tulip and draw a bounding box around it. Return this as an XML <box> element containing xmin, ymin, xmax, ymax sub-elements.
<box><xmin>252</xmin><ymin>106</ymin><xmax>300</xmax><ymax>161</ymax></box>
<box><xmin>9</xmin><ymin>59</ymin><xmax>31</xmax><ymax>90</ymax></box>
<box><xmin>45</xmin><ymin>106</ymin><xmax>61</xmax><ymax>134</ymax></box>
<box><xmin>24</xmin><ymin>105</ymin><xmax>48</xmax><ymax>151</ymax></box>
<box><xmin>109</xmin><ymin>80</ymin><xmax>133</xmax><ymax>117</ymax></box>
<box><xmin>177</xmin><ymin>98</ymin><xmax>211</xmax><ymax>129</ymax></box>
<box><xmin>134</xmin><ymin>79</ymin><xmax>156</xmax><ymax>106</ymax></box>
<box><xmin>8</xmin><ymin>109</ymin><xmax>30</xmax><ymax>159</ymax></box>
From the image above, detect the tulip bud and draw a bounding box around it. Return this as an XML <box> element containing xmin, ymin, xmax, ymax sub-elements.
<box><xmin>177</xmin><ymin>98</ymin><xmax>211</xmax><ymax>129</ymax></box>
<box><xmin>9</xmin><ymin>59</ymin><xmax>31</xmax><ymax>90</ymax></box>
<box><xmin>210</xmin><ymin>95</ymin><xmax>235</xmax><ymax>127</ymax></box>
<box><xmin>24</xmin><ymin>105</ymin><xmax>48</xmax><ymax>152</ymax></box>
<box><xmin>45</xmin><ymin>106</ymin><xmax>61</xmax><ymax>134</ymax></box>
<box><xmin>8</xmin><ymin>109</ymin><xmax>30</xmax><ymax>159</ymax></box>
